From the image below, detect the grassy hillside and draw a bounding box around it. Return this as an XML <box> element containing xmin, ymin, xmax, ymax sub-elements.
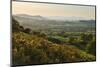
<box><xmin>12</xmin><ymin>17</ymin><xmax>96</xmax><ymax>66</ymax></box>
<box><xmin>12</xmin><ymin>32</ymin><xmax>95</xmax><ymax>65</ymax></box>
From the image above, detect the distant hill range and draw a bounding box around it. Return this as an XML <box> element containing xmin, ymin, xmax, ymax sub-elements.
<box><xmin>13</xmin><ymin>14</ymin><xmax>96</xmax><ymax>32</ymax></box>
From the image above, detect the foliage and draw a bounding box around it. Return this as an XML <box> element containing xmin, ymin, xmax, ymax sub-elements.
<box><xmin>86</xmin><ymin>38</ymin><xmax>96</xmax><ymax>56</ymax></box>
<box><xmin>12</xmin><ymin>17</ymin><xmax>96</xmax><ymax>65</ymax></box>
<box><xmin>12</xmin><ymin>32</ymin><xmax>96</xmax><ymax>65</ymax></box>
<box><xmin>24</xmin><ymin>28</ymin><xmax>31</xmax><ymax>34</ymax></box>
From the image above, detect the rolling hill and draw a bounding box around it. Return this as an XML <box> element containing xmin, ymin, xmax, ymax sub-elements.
<box><xmin>13</xmin><ymin>14</ymin><xmax>95</xmax><ymax>32</ymax></box>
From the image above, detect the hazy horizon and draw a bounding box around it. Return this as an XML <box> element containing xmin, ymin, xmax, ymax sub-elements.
<box><xmin>12</xmin><ymin>1</ymin><xmax>95</xmax><ymax>20</ymax></box>
<box><xmin>13</xmin><ymin>13</ymin><xmax>95</xmax><ymax>21</ymax></box>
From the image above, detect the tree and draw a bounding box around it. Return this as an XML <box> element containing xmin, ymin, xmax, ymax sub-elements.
<box><xmin>86</xmin><ymin>39</ymin><xmax>96</xmax><ymax>56</ymax></box>
<box><xmin>19</xmin><ymin>26</ymin><xmax>24</xmax><ymax>32</ymax></box>
<box><xmin>80</xmin><ymin>33</ymin><xmax>93</xmax><ymax>42</ymax></box>
<box><xmin>12</xmin><ymin>17</ymin><xmax>25</xmax><ymax>32</ymax></box>
<box><xmin>68</xmin><ymin>37</ymin><xmax>75</xmax><ymax>45</ymax></box>
<box><xmin>24</xmin><ymin>28</ymin><xmax>31</xmax><ymax>34</ymax></box>
<box><xmin>12</xmin><ymin>18</ymin><xmax>20</xmax><ymax>32</ymax></box>
<box><xmin>87</xmin><ymin>33</ymin><xmax>93</xmax><ymax>41</ymax></box>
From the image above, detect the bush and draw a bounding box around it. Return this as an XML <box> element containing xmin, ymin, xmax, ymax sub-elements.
<box><xmin>86</xmin><ymin>39</ymin><xmax>96</xmax><ymax>56</ymax></box>
<box><xmin>12</xmin><ymin>32</ymin><xmax>96</xmax><ymax>65</ymax></box>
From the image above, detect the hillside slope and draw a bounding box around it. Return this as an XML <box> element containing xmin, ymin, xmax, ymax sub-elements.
<box><xmin>12</xmin><ymin>17</ymin><xmax>96</xmax><ymax>66</ymax></box>
<box><xmin>12</xmin><ymin>32</ymin><xmax>95</xmax><ymax>65</ymax></box>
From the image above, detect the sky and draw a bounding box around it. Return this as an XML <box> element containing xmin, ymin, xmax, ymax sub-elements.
<box><xmin>12</xmin><ymin>1</ymin><xmax>95</xmax><ymax>20</ymax></box>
